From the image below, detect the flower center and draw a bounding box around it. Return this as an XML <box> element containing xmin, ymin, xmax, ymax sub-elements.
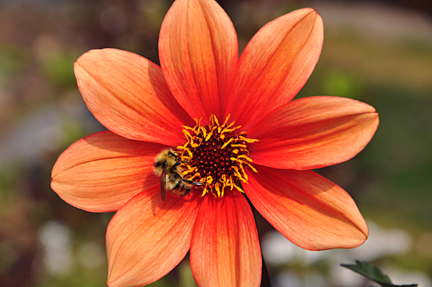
<box><xmin>177</xmin><ymin>115</ymin><xmax>258</xmax><ymax>197</ymax></box>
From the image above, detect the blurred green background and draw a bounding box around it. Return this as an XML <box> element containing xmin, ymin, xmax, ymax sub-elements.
<box><xmin>1</xmin><ymin>0</ymin><xmax>432</xmax><ymax>286</ymax></box>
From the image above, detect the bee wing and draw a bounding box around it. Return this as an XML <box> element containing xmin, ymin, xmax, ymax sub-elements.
<box><xmin>160</xmin><ymin>169</ymin><xmax>167</xmax><ymax>201</ymax></box>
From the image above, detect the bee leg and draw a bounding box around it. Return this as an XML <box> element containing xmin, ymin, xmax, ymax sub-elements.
<box><xmin>182</xmin><ymin>178</ymin><xmax>204</xmax><ymax>186</ymax></box>
<box><xmin>173</xmin><ymin>161</ymin><xmax>181</xmax><ymax>167</ymax></box>
<box><xmin>182</xmin><ymin>178</ymin><xmax>194</xmax><ymax>184</ymax></box>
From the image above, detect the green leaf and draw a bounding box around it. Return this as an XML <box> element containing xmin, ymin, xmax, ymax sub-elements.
<box><xmin>341</xmin><ymin>261</ymin><xmax>417</xmax><ymax>287</ymax></box>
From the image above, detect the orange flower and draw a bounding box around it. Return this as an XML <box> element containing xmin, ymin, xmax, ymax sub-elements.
<box><xmin>51</xmin><ymin>0</ymin><xmax>379</xmax><ymax>286</ymax></box>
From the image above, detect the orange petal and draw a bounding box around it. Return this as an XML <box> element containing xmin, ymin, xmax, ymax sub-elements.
<box><xmin>224</xmin><ymin>8</ymin><xmax>323</xmax><ymax>130</ymax></box>
<box><xmin>51</xmin><ymin>131</ymin><xmax>165</xmax><ymax>212</ymax></box>
<box><xmin>249</xmin><ymin>96</ymin><xmax>379</xmax><ymax>170</ymax></box>
<box><xmin>245</xmin><ymin>166</ymin><xmax>369</xmax><ymax>251</ymax></box>
<box><xmin>75</xmin><ymin>48</ymin><xmax>193</xmax><ymax>146</ymax></box>
<box><xmin>106</xmin><ymin>189</ymin><xmax>201</xmax><ymax>287</ymax></box>
<box><xmin>159</xmin><ymin>0</ymin><xmax>238</xmax><ymax>122</ymax></box>
<box><xmin>190</xmin><ymin>191</ymin><xmax>261</xmax><ymax>287</ymax></box>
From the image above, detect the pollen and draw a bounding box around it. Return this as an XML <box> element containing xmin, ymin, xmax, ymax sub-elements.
<box><xmin>177</xmin><ymin>115</ymin><xmax>258</xmax><ymax>198</ymax></box>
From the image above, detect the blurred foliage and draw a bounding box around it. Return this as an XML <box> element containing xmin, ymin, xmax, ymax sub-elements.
<box><xmin>1</xmin><ymin>0</ymin><xmax>432</xmax><ymax>286</ymax></box>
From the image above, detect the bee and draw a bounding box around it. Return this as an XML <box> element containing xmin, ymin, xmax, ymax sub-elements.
<box><xmin>153</xmin><ymin>148</ymin><xmax>202</xmax><ymax>200</ymax></box>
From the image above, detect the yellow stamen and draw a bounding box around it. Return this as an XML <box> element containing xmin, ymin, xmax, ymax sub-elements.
<box><xmin>237</xmin><ymin>154</ymin><xmax>253</xmax><ymax>162</ymax></box>
<box><xmin>183</xmin><ymin>129</ymin><xmax>192</xmax><ymax>140</ymax></box>
<box><xmin>221</xmin><ymin>138</ymin><xmax>234</xmax><ymax>149</ymax></box>
<box><xmin>205</xmin><ymin>130</ymin><xmax>214</xmax><ymax>141</ymax></box>
<box><xmin>223</xmin><ymin>114</ymin><xmax>231</xmax><ymax>125</ymax></box>
<box><xmin>244</xmin><ymin>162</ymin><xmax>258</xmax><ymax>173</ymax></box>
<box><xmin>232</xmin><ymin>183</ymin><xmax>244</xmax><ymax>193</ymax></box>
<box><xmin>182</xmin><ymin>125</ymin><xmax>195</xmax><ymax>131</ymax></box>
<box><xmin>231</xmin><ymin>143</ymin><xmax>247</xmax><ymax>148</ymax></box>
<box><xmin>242</xmin><ymin>138</ymin><xmax>259</xmax><ymax>143</ymax></box>
<box><xmin>200</xmin><ymin>125</ymin><xmax>207</xmax><ymax>138</ymax></box>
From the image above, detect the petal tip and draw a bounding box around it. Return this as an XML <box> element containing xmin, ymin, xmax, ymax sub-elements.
<box><xmin>304</xmin><ymin>7</ymin><xmax>317</xmax><ymax>13</ymax></box>
<box><xmin>296</xmin><ymin>7</ymin><xmax>319</xmax><ymax>18</ymax></box>
<box><xmin>75</xmin><ymin>49</ymin><xmax>99</xmax><ymax>65</ymax></box>
<box><xmin>344</xmin><ymin>217</ymin><xmax>369</xmax><ymax>249</ymax></box>
<box><xmin>349</xmin><ymin>233</ymin><xmax>369</xmax><ymax>249</ymax></box>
